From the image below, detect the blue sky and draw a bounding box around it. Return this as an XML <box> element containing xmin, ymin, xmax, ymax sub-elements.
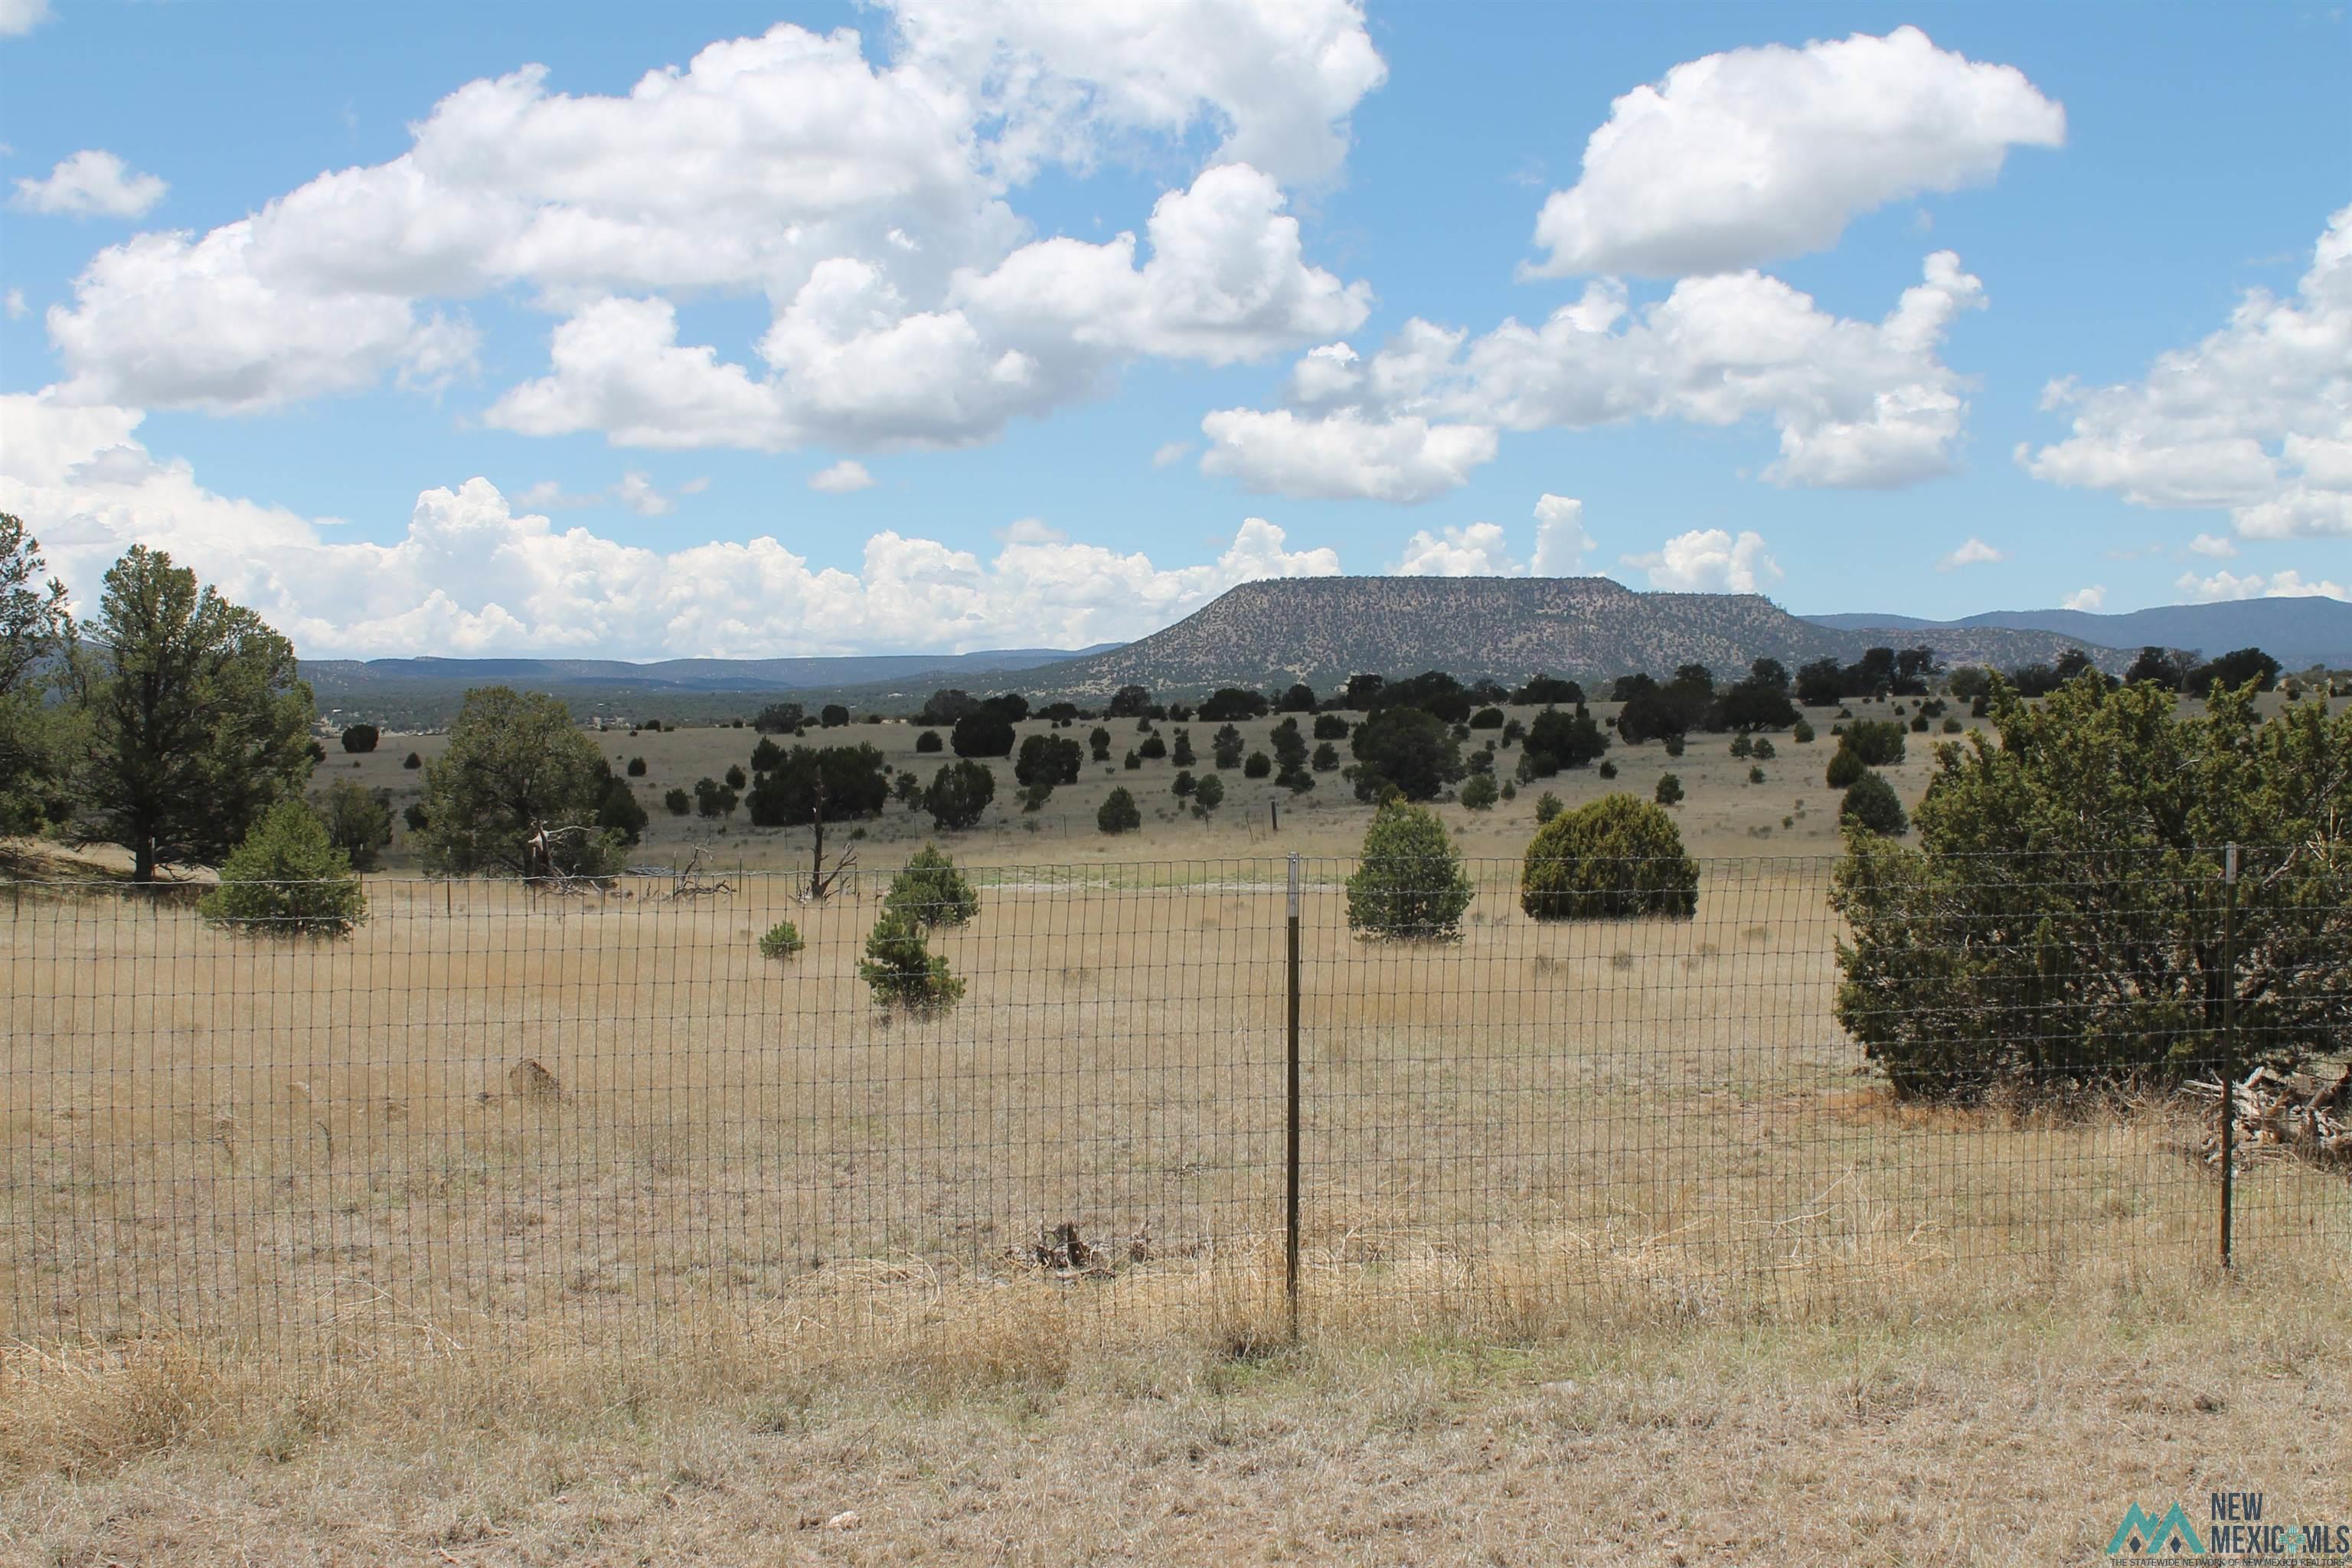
<box><xmin>2</xmin><ymin>0</ymin><xmax>2345</xmax><ymax>658</ymax></box>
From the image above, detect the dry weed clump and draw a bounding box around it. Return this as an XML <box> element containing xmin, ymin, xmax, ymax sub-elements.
<box><xmin>0</xmin><ymin>1338</ymin><xmax>225</xmax><ymax>1474</ymax></box>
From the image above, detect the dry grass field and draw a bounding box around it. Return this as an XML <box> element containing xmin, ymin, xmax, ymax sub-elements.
<box><xmin>4</xmin><ymin>695</ymin><xmax>2346</xmax><ymax>1564</ymax></box>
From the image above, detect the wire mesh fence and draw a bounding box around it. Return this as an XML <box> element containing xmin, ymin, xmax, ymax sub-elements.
<box><xmin>3</xmin><ymin>848</ymin><xmax>2344</xmax><ymax>1374</ymax></box>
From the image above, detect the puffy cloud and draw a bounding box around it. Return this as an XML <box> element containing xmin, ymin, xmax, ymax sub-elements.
<box><xmin>2061</xmin><ymin>586</ymin><xmax>2105</xmax><ymax>612</ymax></box>
<box><xmin>0</xmin><ymin>389</ymin><xmax>1343</xmax><ymax>658</ymax></box>
<box><xmin>1620</xmin><ymin>528</ymin><xmax>1780</xmax><ymax>593</ymax></box>
<box><xmin>2174</xmin><ymin>567</ymin><xmax>2347</xmax><ymax>603</ymax></box>
<box><xmin>47</xmin><ymin>224</ymin><xmax>478</xmax><ymax>411</ymax></box>
<box><xmin>1213</xmin><ymin>250</ymin><xmax>1984</xmax><ymax>499</ymax></box>
<box><xmin>1150</xmin><ymin>440</ymin><xmax>1194</xmax><ymax>468</ymax></box>
<box><xmin>886</xmin><ymin>0</ymin><xmax>1386</xmax><ymax>187</ymax></box>
<box><xmin>0</xmin><ymin>0</ymin><xmax>51</xmax><ymax>35</ymax></box>
<box><xmin>483</xmin><ymin>164</ymin><xmax>1368</xmax><ymax>451</ymax></box>
<box><xmin>810</xmin><ymin>459</ymin><xmax>876</xmax><ymax>493</ymax></box>
<box><xmin>1530</xmin><ymin>494</ymin><xmax>1594</xmax><ymax>574</ymax></box>
<box><xmin>2188</xmin><ymin>532</ymin><xmax>2237</xmax><ymax>558</ymax></box>
<box><xmin>1197</xmin><ymin>408</ymin><xmax>1498</xmax><ymax>502</ymax></box>
<box><xmin>12</xmin><ymin>149</ymin><xmax>168</xmax><ymax>219</ymax></box>
<box><xmin>40</xmin><ymin>11</ymin><xmax>1380</xmax><ymax>448</ymax></box>
<box><xmin>1938</xmin><ymin>536</ymin><xmax>2004</xmax><ymax>570</ymax></box>
<box><xmin>1394</xmin><ymin>522</ymin><xmax>1517</xmax><ymax>577</ymax></box>
<box><xmin>1526</xmin><ymin>27</ymin><xmax>2063</xmax><ymax>278</ymax></box>
<box><xmin>2024</xmin><ymin>206</ymin><xmax>2352</xmax><ymax>541</ymax></box>
<box><xmin>4</xmin><ymin>288</ymin><xmax>24</xmax><ymax>321</ymax></box>
<box><xmin>612</xmin><ymin>471</ymin><xmax>672</xmax><ymax>516</ymax></box>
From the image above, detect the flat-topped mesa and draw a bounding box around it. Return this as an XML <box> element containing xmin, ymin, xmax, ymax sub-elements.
<box><xmin>1029</xmin><ymin>576</ymin><xmax>2127</xmax><ymax>697</ymax></box>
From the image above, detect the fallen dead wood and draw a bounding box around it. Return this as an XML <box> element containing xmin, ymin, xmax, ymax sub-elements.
<box><xmin>2183</xmin><ymin>1065</ymin><xmax>2352</xmax><ymax>1171</ymax></box>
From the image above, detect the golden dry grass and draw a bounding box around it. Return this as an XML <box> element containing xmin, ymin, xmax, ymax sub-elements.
<box><xmin>5</xmin><ymin>771</ymin><xmax>2347</xmax><ymax>1562</ymax></box>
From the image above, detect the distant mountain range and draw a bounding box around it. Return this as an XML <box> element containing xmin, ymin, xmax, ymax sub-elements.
<box><xmin>1011</xmin><ymin>577</ymin><xmax>2127</xmax><ymax>697</ymax></box>
<box><xmin>1805</xmin><ymin>598</ymin><xmax>2352</xmax><ymax>670</ymax></box>
<box><xmin>300</xmin><ymin>582</ymin><xmax>2347</xmax><ymax>725</ymax></box>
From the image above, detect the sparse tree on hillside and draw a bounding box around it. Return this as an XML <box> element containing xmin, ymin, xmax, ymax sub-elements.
<box><xmin>1097</xmin><ymin>786</ymin><xmax>1142</xmax><ymax>834</ymax></box>
<box><xmin>1346</xmin><ymin>801</ymin><xmax>1474</xmax><ymax>939</ymax></box>
<box><xmin>339</xmin><ymin>724</ymin><xmax>378</xmax><ymax>754</ymax></box>
<box><xmin>1348</xmin><ymin>706</ymin><xmax>1463</xmax><ymax>802</ymax></box>
<box><xmin>75</xmin><ymin>545</ymin><xmax>315</xmax><ymax>880</ymax></box>
<box><xmin>924</xmin><ymin>760</ymin><xmax>995</xmax><ymax>830</ymax></box>
<box><xmin>1521</xmin><ymin>794</ymin><xmax>1698</xmax><ymax>921</ymax></box>
<box><xmin>198</xmin><ymin>800</ymin><xmax>368</xmax><ymax>938</ymax></box>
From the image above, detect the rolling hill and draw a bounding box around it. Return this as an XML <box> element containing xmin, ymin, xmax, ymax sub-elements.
<box><xmin>1807</xmin><ymin>597</ymin><xmax>2352</xmax><ymax>670</ymax></box>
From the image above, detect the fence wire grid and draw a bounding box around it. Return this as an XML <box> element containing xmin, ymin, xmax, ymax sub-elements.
<box><xmin>3</xmin><ymin>850</ymin><xmax>2345</xmax><ymax>1372</ymax></box>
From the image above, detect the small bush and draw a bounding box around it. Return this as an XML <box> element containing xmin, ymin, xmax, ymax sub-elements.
<box><xmin>1534</xmin><ymin>791</ymin><xmax>1563</xmax><ymax>824</ymax></box>
<box><xmin>401</xmin><ymin>803</ymin><xmax>427</xmax><ymax>832</ymax></box>
<box><xmin>1312</xmin><ymin>713</ymin><xmax>1350</xmax><ymax>741</ymax></box>
<box><xmin>758</xmin><ymin>921</ymin><xmax>805</xmax><ymax>960</ymax></box>
<box><xmin>1662</xmin><ymin>733</ymin><xmax>1684</xmax><ymax>758</ymax></box>
<box><xmin>1312</xmin><ymin>742</ymin><xmax>1339</xmax><ymax>772</ymax></box>
<box><xmin>1139</xmin><ymin>733</ymin><xmax>1167</xmax><ymax>760</ymax></box>
<box><xmin>884</xmin><ymin>843</ymin><xmax>981</xmax><ymax>928</ymax></box>
<box><xmin>1747</xmin><ymin>765</ymin><xmax>1766</xmax><ymax>785</ymax></box>
<box><xmin>1346</xmin><ymin>802</ymin><xmax>1475</xmax><ymax>939</ymax></box>
<box><xmin>724</xmin><ymin>763</ymin><xmax>746</xmax><ymax>789</ymax></box>
<box><xmin>1173</xmin><ymin>769</ymin><xmax>1197</xmax><ymax>798</ymax></box>
<box><xmin>1729</xmin><ymin>733</ymin><xmax>1753</xmax><ymax>758</ymax></box>
<box><xmin>1825</xmin><ymin>747</ymin><xmax>1867</xmax><ymax>789</ymax></box>
<box><xmin>1520</xmin><ymin>794</ymin><xmax>1698</xmax><ymax>922</ymax></box>
<box><xmin>1792</xmin><ymin>719</ymin><xmax>1815</xmax><ymax>744</ymax></box>
<box><xmin>198</xmin><ymin>802</ymin><xmax>368</xmax><ymax>938</ymax></box>
<box><xmin>1941</xmin><ymin>715</ymin><xmax>1963</xmax><ymax>733</ymax></box>
<box><xmin>1500</xmin><ymin>780</ymin><xmax>1517</xmax><ymax>801</ymax></box>
<box><xmin>1243</xmin><ymin>750</ymin><xmax>1272</xmax><ymax>779</ymax></box>
<box><xmin>403</xmin><ymin>751</ymin><xmax>423</xmax><ymax>770</ymax></box>
<box><xmin>664</xmin><ymin>788</ymin><xmax>691</xmax><ymax>816</ymax></box>
<box><xmin>924</xmin><ymin>760</ymin><xmax>996</xmax><ymax>830</ymax></box>
<box><xmin>1909</xmin><ymin>714</ymin><xmax>1930</xmax><ymax>733</ymax></box>
<box><xmin>1098</xmin><ymin>786</ymin><xmax>1142</xmax><ymax>835</ymax></box>
<box><xmin>1460</xmin><ymin>773</ymin><xmax>1500</xmax><ymax>810</ymax></box>
<box><xmin>1123</xmin><ymin>749</ymin><xmax>1143</xmax><ymax>770</ymax></box>
<box><xmin>1654</xmin><ymin>773</ymin><xmax>1684</xmax><ymax>805</ymax></box>
<box><xmin>1839</xmin><ymin>771</ymin><xmax>1909</xmax><ymax>837</ymax></box>
<box><xmin>625</xmin><ymin>756</ymin><xmax>646</xmax><ymax>776</ymax></box>
<box><xmin>339</xmin><ymin>724</ymin><xmax>379</xmax><ymax>754</ymax></box>
<box><xmin>1596</xmin><ymin>760</ymin><xmax>1617</xmax><ymax>779</ymax></box>
<box><xmin>859</xmin><ymin>913</ymin><xmax>963</xmax><ymax>1012</ymax></box>
<box><xmin>1193</xmin><ymin>774</ymin><xmax>1225</xmax><ymax>812</ymax></box>
<box><xmin>1469</xmin><ymin>707</ymin><xmax>1504</xmax><ymax>730</ymax></box>
<box><xmin>1751</xmin><ymin>738</ymin><xmax>1775</xmax><ymax>760</ymax></box>
<box><xmin>915</xmin><ymin>729</ymin><xmax>943</xmax><ymax>753</ymax></box>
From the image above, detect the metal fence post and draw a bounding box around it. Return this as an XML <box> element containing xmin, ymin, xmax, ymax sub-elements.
<box><xmin>1285</xmin><ymin>851</ymin><xmax>1302</xmax><ymax>1338</ymax></box>
<box><xmin>2220</xmin><ymin>843</ymin><xmax>2239</xmax><ymax>1269</ymax></box>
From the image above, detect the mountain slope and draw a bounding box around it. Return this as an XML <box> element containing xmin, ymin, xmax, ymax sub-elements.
<box><xmin>1012</xmin><ymin>577</ymin><xmax>2126</xmax><ymax>697</ymax></box>
<box><xmin>1808</xmin><ymin>599</ymin><xmax>2352</xmax><ymax>668</ymax></box>
<box><xmin>302</xmin><ymin>644</ymin><xmax>1119</xmax><ymax>697</ymax></box>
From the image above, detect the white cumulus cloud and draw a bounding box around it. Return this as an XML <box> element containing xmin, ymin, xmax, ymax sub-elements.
<box><xmin>1530</xmin><ymin>494</ymin><xmax>1594</xmax><ymax>574</ymax></box>
<box><xmin>2061</xmin><ymin>586</ymin><xmax>2105</xmax><ymax>612</ymax></box>
<box><xmin>12</xmin><ymin>149</ymin><xmax>168</xmax><ymax>218</ymax></box>
<box><xmin>1197</xmin><ymin>408</ymin><xmax>1498</xmax><ymax>503</ymax></box>
<box><xmin>2174</xmin><ymin>567</ymin><xmax>2347</xmax><ymax>603</ymax></box>
<box><xmin>0</xmin><ymin>388</ymin><xmax>1345</xmax><ymax>658</ymax></box>
<box><xmin>2024</xmin><ymin>204</ymin><xmax>2352</xmax><ymax>541</ymax></box>
<box><xmin>810</xmin><ymin>459</ymin><xmax>875</xmax><ymax>493</ymax></box>
<box><xmin>1209</xmin><ymin>250</ymin><xmax>1986</xmax><ymax>499</ymax></box>
<box><xmin>1621</xmin><ymin>528</ymin><xmax>1781</xmax><ymax>593</ymax></box>
<box><xmin>1394</xmin><ymin>522</ymin><xmax>1519</xmax><ymax>577</ymax></box>
<box><xmin>1525</xmin><ymin>27</ymin><xmax>2063</xmax><ymax>278</ymax></box>
<box><xmin>0</xmin><ymin>0</ymin><xmax>53</xmax><ymax>36</ymax></box>
<box><xmin>1938</xmin><ymin>536</ymin><xmax>2004</xmax><ymax>570</ymax></box>
<box><xmin>2188</xmin><ymin>532</ymin><xmax>2237</xmax><ymax>558</ymax></box>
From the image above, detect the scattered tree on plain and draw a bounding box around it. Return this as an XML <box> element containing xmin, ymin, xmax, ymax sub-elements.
<box><xmin>0</xmin><ymin>514</ymin><xmax>74</xmax><ymax>833</ymax></box>
<box><xmin>1520</xmin><ymin>794</ymin><xmax>1699</xmax><ymax>921</ymax></box>
<box><xmin>318</xmin><ymin>779</ymin><xmax>394</xmax><ymax>871</ymax></box>
<box><xmin>419</xmin><ymin>685</ymin><xmax>623</xmax><ymax>878</ymax></box>
<box><xmin>884</xmin><ymin>843</ymin><xmax>980</xmax><ymax>929</ymax></box>
<box><xmin>923</xmin><ymin>760</ymin><xmax>995</xmax><ymax>829</ymax></box>
<box><xmin>1348</xmin><ymin>706</ymin><xmax>1464</xmax><ymax>802</ymax></box>
<box><xmin>74</xmin><ymin>546</ymin><xmax>315</xmax><ymax>881</ymax></box>
<box><xmin>198</xmin><ymin>799</ymin><xmax>368</xmax><ymax>937</ymax></box>
<box><xmin>1097</xmin><ymin>786</ymin><xmax>1142</xmax><ymax>834</ymax></box>
<box><xmin>859</xmin><ymin>911</ymin><xmax>964</xmax><ymax>1012</ymax></box>
<box><xmin>1833</xmin><ymin>672</ymin><xmax>2351</xmax><ymax>1099</ymax></box>
<box><xmin>1345</xmin><ymin>801</ymin><xmax>1474</xmax><ymax>939</ymax></box>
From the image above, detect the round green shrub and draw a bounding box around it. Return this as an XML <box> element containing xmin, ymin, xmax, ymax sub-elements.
<box><xmin>1534</xmin><ymin>791</ymin><xmax>1564</xmax><ymax>824</ymax></box>
<box><xmin>1345</xmin><ymin>802</ymin><xmax>1475</xmax><ymax>939</ymax></box>
<box><xmin>1460</xmin><ymin>773</ymin><xmax>1500</xmax><ymax>810</ymax></box>
<box><xmin>1747</xmin><ymin>765</ymin><xmax>1766</xmax><ymax>785</ymax></box>
<box><xmin>884</xmin><ymin>843</ymin><xmax>980</xmax><ymax>927</ymax></box>
<box><xmin>404</xmin><ymin>751</ymin><xmax>424</xmax><ymax>770</ymax></box>
<box><xmin>858</xmin><ymin>913</ymin><xmax>963</xmax><ymax>1012</ymax></box>
<box><xmin>1519</xmin><ymin>794</ymin><xmax>1698</xmax><ymax>922</ymax></box>
<box><xmin>1825</xmin><ymin>746</ymin><xmax>1867</xmax><ymax>789</ymax></box>
<box><xmin>758</xmin><ymin>920</ymin><xmax>805</xmax><ymax>959</ymax></box>
<box><xmin>1596</xmin><ymin>760</ymin><xmax>1617</xmax><ymax>779</ymax></box>
<box><xmin>1098</xmin><ymin>786</ymin><xmax>1142</xmax><ymax>834</ymax></box>
<box><xmin>1193</xmin><ymin>774</ymin><xmax>1225</xmax><ymax>812</ymax></box>
<box><xmin>1243</xmin><ymin>750</ymin><xmax>1272</xmax><ymax>779</ymax></box>
<box><xmin>1654</xmin><ymin>773</ymin><xmax>1684</xmax><ymax>806</ymax></box>
<box><xmin>1838</xmin><ymin>770</ymin><xmax>1909</xmax><ymax>837</ymax></box>
<box><xmin>914</xmin><ymin>729</ymin><xmax>943</xmax><ymax>753</ymax></box>
<box><xmin>198</xmin><ymin>801</ymin><xmax>368</xmax><ymax>938</ymax></box>
<box><xmin>1792</xmin><ymin>719</ymin><xmax>1815</xmax><ymax>744</ymax></box>
<box><xmin>1661</xmin><ymin>733</ymin><xmax>1685</xmax><ymax>758</ymax></box>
